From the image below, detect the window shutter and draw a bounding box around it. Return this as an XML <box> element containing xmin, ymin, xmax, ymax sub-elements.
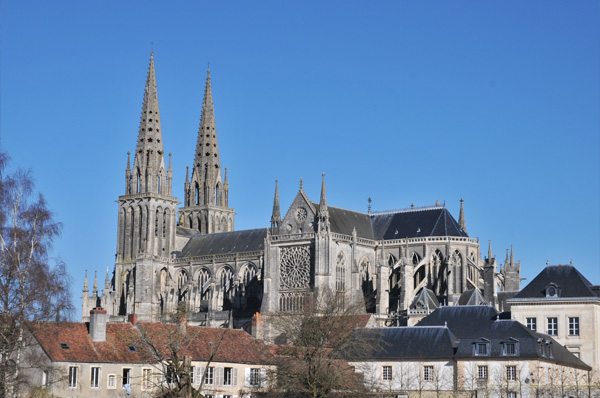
<box><xmin>233</xmin><ymin>367</ymin><xmax>238</xmax><ymax>386</ymax></box>
<box><xmin>244</xmin><ymin>368</ymin><xmax>251</xmax><ymax>387</ymax></box>
<box><xmin>196</xmin><ymin>366</ymin><xmax>204</xmax><ymax>385</ymax></box>
<box><xmin>216</xmin><ymin>367</ymin><xmax>224</xmax><ymax>386</ymax></box>
<box><xmin>261</xmin><ymin>368</ymin><xmax>267</xmax><ymax>387</ymax></box>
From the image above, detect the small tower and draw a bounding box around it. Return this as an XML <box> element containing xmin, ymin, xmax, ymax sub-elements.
<box><xmin>180</xmin><ymin>68</ymin><xmax>235</xmax><ymax>233</ymax></box>
<box><xmin>317</xmin><ymin>173</ymin><xmax>330</xmax><ymax>235</ymax></box>
<box><xmin>270</xmin><ymin>180</ymin><xmax>281</xmax><ymax>234</ymax></box>
<box><xmin>503</xmin><ymin>245</ymin><xmax>521</xmax><ymax>291</ymax></box>
<box><xmin>483</xmin><ymin>240</ymin><xmax>497</xmax><ymax>307</ymax></box>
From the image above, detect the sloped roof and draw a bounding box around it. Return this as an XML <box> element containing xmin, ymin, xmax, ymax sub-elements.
<box><xmin>415</xmin><ymin>306</ymin><xmax>590</xmax><ymax>370</ymax></box>
<box><xmin>311</xmin><ymin>204</ymin><xmax>466</xmax><ymax>240</ymax></box>
<box><xmin>371</xmin><ymin>207</ymin><xmax>468</xmax><ymax>240</ymax></box>
<box><xmin>180</xmin><ymin>228</ymin><xmax>267</xmax><ymax>257</ymax></box>
<box><xmin>343</xmin><ymin>327</ymin><xmax>458</xmax><ymax>360</ymax></box>
<box><xmin>512</xmin><ymin>265</ymin><xmax>599</xmax><ymax>299</ymax></box>
<box><xmin>32</xmin><ymin>321</ymin><xmax>274</xmax><ymax>365</ymax></box>
<box><xmin>410</xmin><ymin>288</ymin><xmax>440</xmax><ymax>310</ymax></box>
<box><xmin>458</xmin><ymin>288</ymin><xmax>487</xmax><ymax>306</ymax></box>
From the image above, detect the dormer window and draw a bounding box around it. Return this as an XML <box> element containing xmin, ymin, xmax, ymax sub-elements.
<box><xmin>59</xmin><ymin>342</ymin><xmax>70</xmax><ymax>350</ymax></box>
<box><xmin>545</xmin><ymin>283</ymin><xmax>561</xmax><ymax>298</ymax></box>
<box><xmin>501</xmin><ymin>338</ymin><xmax>519</xmax><ymax>356</ymax></box>
<box><xmin>473</xmin><ymin>339</ymin><xmax>490</xmax><ymax>356</ymax></box>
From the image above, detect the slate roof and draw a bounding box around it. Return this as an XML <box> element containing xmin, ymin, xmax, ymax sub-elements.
<box><xmin>312</xmin><ymin>204</ymin><xmax>467</xmax><ymax>240</ymax></box>
<box><xmin>344</xmin><ymin>327</ymin><xmax>458</xmax><ymax>360</ymax></box>
<box><xmin>32</xmin><ymin>321</ymin><xmax>274</xmax><ymax>365</ymax></box>
<box><xmin>179</xmin><ymin>228</ymin><xmax>267</xmax><ymax>257</ymax></box>
<box><xmin>512</xmin><ymin>265</ymin><xmax>600</xmax><ymax>299</ymax></box>
<box><xmin>457</xmin><ymin>288</ymin><xmax>487</xmax><ymax>306</ymax></box>
<box><xmin>410</xmin><ymin>288</ymin><xmax>440</xmax><ymax>310</ymax></box>
<box><xmin>415</xmin><ymin>306</ymin><xmax>590</xmax><ymax>370</ymax></box>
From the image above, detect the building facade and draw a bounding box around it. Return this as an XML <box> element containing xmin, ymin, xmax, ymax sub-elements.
<box><xmin>82</xmin><ymin>53</ymin><xmax>522</xmax><ymax>336</ymax></box>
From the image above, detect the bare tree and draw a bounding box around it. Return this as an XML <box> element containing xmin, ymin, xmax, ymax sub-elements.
<box><xmin>266</xmin><ymin>287</ymin><xmax>373</xmax><ymax>398</ymax></box>
<box><xmin>0</xmin><ymin>153</ymin><xmax>73</xmax><ymax>398</ymax></box>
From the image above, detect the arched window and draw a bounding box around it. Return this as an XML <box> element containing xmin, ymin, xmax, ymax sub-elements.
<box><xmin>336</xmin><ymin>251</ymin><xmax>346</xmax><ymax>292</ymax></box>
<box><xmin>219</xmin><ymin>266</ymin><xmax>233</xmax><ymax>291</ymax></box>
<box><xmin>177</xmin><ymin>271</ymin><xmax>188</xmax><ymax>303</ymax></box>
<box><xmin>215</xmin><ymin>184</ymin><xmax>220</xmax><ymax>206</ymax></box>
<box><xmin>242</xmin><ymin>264</ymin><xmax>258</xmax><ymax>286</ymax></box>
<box><xmin>195</xmin><ymin>182</ymin><xmax>200</xmax><ymax>205</ymax></box>
<box><xmin>412</xmin><ymin>252</ymin><xmax>421</xmax><ymax>265</ymax></box>
<box><xmin>388</xmin><ymin>254</ymin><xmax>397</xmax><ymax>267</ymax></box>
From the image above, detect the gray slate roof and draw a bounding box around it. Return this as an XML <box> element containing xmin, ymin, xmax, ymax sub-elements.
<box><xmin>312</xmin><ymin>204</ymin><xmax>467</xmax><ymax>240</ymax></box>
<box><xmin>512</xmin><ymin>265</ymin><xmax>600</xmax><ymax>299</ymax></box>
<box><xmin>179</xmin><ymin>228</ymin><xmax>267</xmax><ymax>257</ymax></box>
<box><xmin>415</xmin><ymin>306</ymin><xmax>590</xmax><ymax>369</ymax></box>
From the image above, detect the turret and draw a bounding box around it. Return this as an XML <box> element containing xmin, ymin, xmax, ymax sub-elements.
<box><xmin>317</xmin><ymin>173</ymin><xmax>330</xmax><ymax>235</ymax></box>
<box><xmin>458</xmin><ymin>198</ymin><xmax>467</xmax><ymax>234</ymax></box>
<box><xmin>271</xmin><ymin>180</ymin><xmax>281</xmax><ymax>234</ymax></box>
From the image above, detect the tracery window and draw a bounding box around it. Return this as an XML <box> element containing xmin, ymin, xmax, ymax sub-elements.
<box><xmin>219</xmin><ymin>266</ymin><xmax>234</xmax><ymax>291</ymax></box>
<box><xmin>279</xmin><ymin>246</ymin><xmax>311</xmax><ymax>289</ymax></box>
<box><xmin>336</xmin><ymin>251</ymin><xmax>346</xmax><ymax>292</ymax></box>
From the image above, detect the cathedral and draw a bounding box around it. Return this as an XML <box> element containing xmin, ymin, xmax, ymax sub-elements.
<box><xmin>82</xmin><ymin>53</ymin><xmax>522</xmax><ymax>334</ymax></box>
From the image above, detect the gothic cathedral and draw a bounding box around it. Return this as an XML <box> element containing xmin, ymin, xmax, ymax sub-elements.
<box><xmin>82</xmin><ymin>53</ymin><xmax>522</xmax><ymax>333</ymax></box>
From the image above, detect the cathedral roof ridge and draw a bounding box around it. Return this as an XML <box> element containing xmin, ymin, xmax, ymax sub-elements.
<box><xmin>370</xmin><ymin>204</ymin><xmax>445</xmax><ymax>215</ymax></box>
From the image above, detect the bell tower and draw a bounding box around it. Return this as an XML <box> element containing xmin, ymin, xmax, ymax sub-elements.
<box><xmin>180</xmin><ymin>69</ymin><xmax>235</xmax><ymax>233</ymax></box>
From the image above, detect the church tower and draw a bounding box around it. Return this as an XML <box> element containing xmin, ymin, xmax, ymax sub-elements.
<box><xmin>180</xmin><ymin>69</ymin><xmax>235</xmax><ymax>233</ymax></box>
<box><xmin>114</xmin><ymin>52</ymin><xmax>178</xmax><ymax>317</ymax></box>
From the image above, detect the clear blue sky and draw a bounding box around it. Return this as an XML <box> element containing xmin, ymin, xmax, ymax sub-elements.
<box><xmin>1</xmin><ymin>1</ymin><xmax>598</xmax><ymax>316</ymax></box>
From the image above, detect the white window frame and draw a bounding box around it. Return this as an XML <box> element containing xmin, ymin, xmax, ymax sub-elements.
<box><xmin>249</xmin><ymin>368</ymin><xmax>261</xmax><ymax>386</ymax></box>
<box><xmin>507</xmin><ymin>392</ymin><xmax>517</xmax><ymax>398</ymax></box>
<box><xmin>68</xmin><ymin>366</ymin><xmax>78</xmax><ymax>388</ymax></box>
<box><xmin>382</xmin><ymin>365</ymin><xmax>392</xmax><ymax>381</ymax></box>
<box><xmin>547</xmin><ymin>317</ymin><xmax>558</xmax><ymax>336</ymax></box>
<box><xmin>423</xmin><ymin>365</ymin><xmax>434</xmax><ymax>381</ymax></box>
<box><xmin>568</xmin><ymin>317</ymin><xmax>579</xmax><ymax>336</ymax></box>
<box><xmin>477</xmin><ymin>365</ymin><xmax>488</xmax><ymax>380</ymax></box>
<box><xmin>90</xmin><ymin>366</ymin><xmax>100</xmax><ymax>389</ymax></box>
<box><xmin>526</xmin><ymin>317</ymin><xmax>536</xmax><ymax>331</ymax></box>
<box><xmin>506</xmin><ymin>365</ymin><xmax>517</xmax><ymax>381</ymax></box>
<box><xmin>205</xmin><ymin>366</ymin><xmax>214</xmax><ymax>385</ymax></box>
<box><xmin>107</xmin><ymin>374</ymin><xmax>116</xmax><ymax>389</ymax></box>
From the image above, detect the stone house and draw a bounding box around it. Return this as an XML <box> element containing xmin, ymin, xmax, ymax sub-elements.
<box><xmin>20</xmin><ymin>309</ymin><xmax>274</xmax><ymax>398</ymax></box>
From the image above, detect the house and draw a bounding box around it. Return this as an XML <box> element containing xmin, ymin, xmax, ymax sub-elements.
<box><xmin>347</xmin><ymin>306</ymin><xmax>593</xmax><ymax>397</ymax></box>
<box><xmin>508</xmin><ymin>263</ymin><xmax>600</xmax><ymax>372</ymax></box>
<box><xmin>20</xmin><ymin>308</ymin><xmax>274</xmax><ymax>398</ymax></box>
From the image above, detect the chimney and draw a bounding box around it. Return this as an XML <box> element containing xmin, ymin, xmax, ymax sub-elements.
<box><xmin>127</xmin><ymin>313</ymin><xmax>138</xmax><ymax>326</ymax></box>
<box><xmin>251</xmin><ymin>312</ymin><xmax>263</xmax><ymax>340</ymax></box>
<box><xmin>89</xmin><ymin>308</ymin><xmax>108</xmax><ymax>342</ymax></box>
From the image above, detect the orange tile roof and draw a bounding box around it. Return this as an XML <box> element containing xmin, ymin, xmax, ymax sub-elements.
<box><xmin>31</xmin><ymin>322</ymin><xmax>273</xmax><ymax>365</ymax></box>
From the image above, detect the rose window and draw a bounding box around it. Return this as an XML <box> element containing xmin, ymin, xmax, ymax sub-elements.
<box><xmin>280</xmin><ymin>246</ymin><xmax>311</xmax><ymax>289</ymax></box>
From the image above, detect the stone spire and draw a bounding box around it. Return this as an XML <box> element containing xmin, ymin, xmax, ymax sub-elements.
<box><xmin>487</xmin><ymin>240</ymin><xmax>493</xmax><ymax>261</ymax></box>
<box><xmin>504</xmin><ymin>248</ymin><xmax>510</xmax><ymax>266</ymax></box>
<box><xmin>83</xmin><ymin>270</ymin><xmax>89</xmax><ymax>293</ymax></box>
<box><xmin>458</xmin><ymin>198</ymin><xmax>467</xmax><ymax>234</ymax></box>
<box><xmin>271</xmin><ymin>180</ymin><xmax>281</xmax><ymax>233</ymax></box>
<box><xmin>510</xmin><ymin>245</ymin><xmax>514</xmax><ymax>266</ymax></box>
<box><xmin>132</xmin><ymin>51</ymin><xmax>167</xmax><ymax>194</ymax></box>
<box><xmin>317</xmin><ymin>173</ymin><xmax>330</xmax><ymax>234</ymax></box>
<box><xmin>92</xmin><ymin>271</ymin><xmax>98</xmax><ymax>297</ymax></box>
<box><xmin>104</xmin><ymin>267</ymin><xmax>111</xmax><ymax>291</ymax></box>
<box><xmin>125</xmin><ymin>151</ymin><xmax>131</xmax><ymax>194</ymax></box>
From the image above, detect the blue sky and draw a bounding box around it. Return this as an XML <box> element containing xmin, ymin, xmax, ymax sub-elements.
<box><xmin>1</xmin><ymin>1</ymin><xmax>598</xmax><ymax>315</ymax></box>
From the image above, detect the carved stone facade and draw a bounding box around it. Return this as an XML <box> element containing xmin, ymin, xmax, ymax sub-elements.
<box><xmin>82</xmin><ymin>53</ymin><xmax>522</xmax><ymax>337</ymax></box>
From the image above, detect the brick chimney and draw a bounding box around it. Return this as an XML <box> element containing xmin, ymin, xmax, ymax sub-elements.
<box><xmin>251</xmin><ymin>312</ymin><xmax>263</xmax><ymax>340</ymax></box>
<box><xmin>127</xmin><ymin>313</ymin><xmax>138</xmax><ymax>326</ymax></box>
<box><xmin>89</xmin><ymin>308</ymin><xmax>107</xmax><ymax>342</ymax></box>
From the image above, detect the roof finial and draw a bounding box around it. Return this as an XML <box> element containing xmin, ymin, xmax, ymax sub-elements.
<box><xmin>368</xmin><ymin>197</ymin><xmax>372</xmax><ymax>213</ymax></box>
<box><xmin>105</xmin><ymin>267</ymin><xmax>111</xmax><ymax>290</ymax></box>
<box><xmin>510</xmin><ymin>245</ymin><xmax>514</xmax><ymax>266</ymax></box>
<box><xmin>299</xmin><ymin>177</ymin><xmax>303</xmax><ymax>191</ymax></box>
<box><xmin>570</xmin><ymin>259</ymin><xmax>573</xmax><ymax>266</ymax></box>
<box><xmin>319</xmin><ymin>173</ymin><xmax>327</xmax><ymax>210</ymax></box>
<box><xmin>546</xmin><ymin>260</ymin><xmax>550</xmax><ymax>267</ymax></box>
<box><xmin>92</xmin><ymin>271</ymin><xmax>98</xmax><ymax>297</ymax></box>
<box><xmin>488</xmin><ymin>240</ymin><xmax>493</xmax><ymax>261</ymax></box>
<box><xmin>436</xmin><ymin>200</ymin><xmax>440</xmax><ymax>207</ymax></box>
<box><xmin>271</xmin><ymin>179</ymin><xmax>281</xmax><ymax>232</ymax></box>
<box><xmin>411</xmin><ymin>203</ymin><xmax>414</xmax><ymax>208</ymax></box>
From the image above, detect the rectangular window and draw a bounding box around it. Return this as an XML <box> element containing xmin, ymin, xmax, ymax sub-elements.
<box><xmin>41</xmin><ymin>371</ymin><xmax>48</xmax><ymax>387</ymax></box>
<box><xmin>382</xmin><ymin>365</ymin><xmax>392</xmax><ymax>381</ymax></box>
<box><xmin>526</xmin><ymin>318</ymin><xmax>537</xmax><ymax>331</ymax></box>
<box><xmin>250</xmin><ymin>368</ymin><xmax>261</xmax><ymax>386</ymax></box>
<box><xmin>224</xmin><ymin>367</ymin><xmax>233</xmax><ymax>386</ymax></box>
<box><xmin>142</xmin><ymin>369</ymin><xmax>151</xmax><ymax>390</ymax></box>
<box><xmin>108</xmin><ymin>374</ymin><xmax>116</xmax><ymax>388</ymax></box>
<box><xmin>68</xmin><ymin>367</ymin><xmax>78</xmax><ymax>388</ymax></box>
<box><xmin>507</xmin><ymin>392</ymin><xmax>517</xmax><ymax>398</ymax></box>
<box><xmin>476</xmin><ymin>343</ymin><xmax>488</xmax><ymax>355</ymax></box>
<box><xmin>505</xmin><ymin>342</ymin><xmax>516</xmax><ymax>355</ymax></box>
<box><xmin>90</xmin><ymin>367</ymin><xmax>100</xmax><ymax>388</ymax></box>
<box><xmin>122</xmin><ymin>368</ymin><xmax>131</xmax><ymax>387</ymax></box>
<box><xmin>506</xmin><ymin>365</ymin><xmax>517</xmax><ymax>381</ymax></box>
<box><xmin>547</xmin><ymin>318</ymin><xmax>558</xmax><ymax>336</ymax></box>
<box><xmin>424</xmin><ymin>365</ymin><xmax>434</xmax><ymax>381</ymax></box>
<box><xmin>205</xmin><ymin>366</ymin><xmax>214</xmax><ymax>385</ymax></box>
<box><xmin>477</xmin><ymin>365</ymin><xmax>488</xmax><ymax>380</ymax></box>
<box><xmin>569</xmin><ymin>317</ymin><xmax>579</xmax><ymax>336</ymax></box>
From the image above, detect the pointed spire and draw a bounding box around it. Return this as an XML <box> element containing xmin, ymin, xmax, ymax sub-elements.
<box><xmin>133</xmin><ymin>51</ymin><xmax>166</xmax><ymax>188</ymax></box>
<box><xmin>83</xmin><ymin>270</ymin><xmax>89</xmax><ymax>293</ymax></box>
<box><xmin>510</xmin><ymin>245</ymin><xmax>514</xmax><ymax>266</ymax></box>
<box><xmin>488</xmin><ymin>240</ymin><xmax>493</xmax><ymax>261</ymax></box>
<box><xmin>319</xmin><ymin>173</ymin><xmax>328</xmax><ymax>212</ymax></box>
<box><xmin>92</xmin><ymin>271</ymin><xmax>98</xmax><ymax>297</ymax></box>
<box><xmin>458</xmin><ymin>198</ymin><xmax>467</xmax><ymax>233</ymax></box>
<box><xmin>505</xmin><ymin>248</ymin><xmax>510</xmax><ymax>266</ymax></box>
<box><xmin>271</xmin><ymin>180</ymin><xmax>281</xmax><ymax>233</ymax></box>
<box><xmin>125</xmin><ymin>151</ymin><xmax>132</xmax><ymax>194</ymax></box>
<box><xmin>104</xmin><ymin>267</ymin><xmax>111</xmax><ymax>291</ymax></box>
<box><xmin>299</xmin><ymin>178</ymin><xmax>304</xmax><ymax>192</ymax></box>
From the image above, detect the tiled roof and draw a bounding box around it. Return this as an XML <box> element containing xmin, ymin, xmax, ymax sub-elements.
<box><xmin>512</xmin><ymin>265</ymin><xmax>599</xmax><ymax>299</ymax></box>
<box><xmin>179</xmin><ymin>228</ymin><xmax>267</xmax><ymax>257</ymax></box>
<box><xmin>32</xmin><ymin>322</ymin><xmax>273</xmax><ymax>365</ymax></box>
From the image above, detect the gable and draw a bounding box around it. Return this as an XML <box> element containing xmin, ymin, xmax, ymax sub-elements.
<box><xmin>280</xmin><ymin>190</ymin><xmax>317</xmax><ymax>234</ymax></box>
